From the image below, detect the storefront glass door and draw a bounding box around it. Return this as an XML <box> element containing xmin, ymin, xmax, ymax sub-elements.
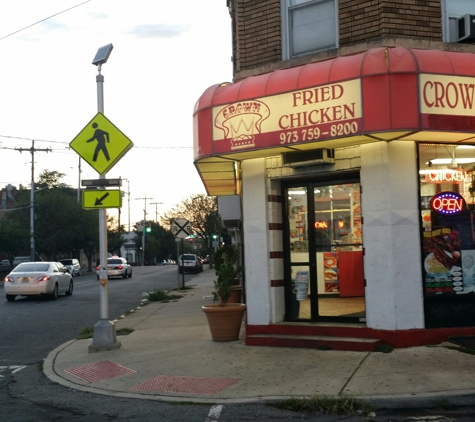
<box><xmin>285</xmin><ymin>179</ymin><xmax>366</xmax><ymax>322</ymax></box>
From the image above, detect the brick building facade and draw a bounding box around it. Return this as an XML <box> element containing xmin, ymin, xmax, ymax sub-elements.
<box><xmin>194</xmin><ymin>1</ymin><xmax>475</xmax><ymax>349</ymax></box>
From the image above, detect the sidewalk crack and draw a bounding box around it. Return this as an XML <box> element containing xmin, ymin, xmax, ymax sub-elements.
<box><xmin>338</xmin><ymin>351</ymin><xmax>371</xmax><ymax>396</ymax></box>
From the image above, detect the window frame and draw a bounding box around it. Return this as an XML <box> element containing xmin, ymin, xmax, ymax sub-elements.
<box><xmin>281</xmin><ymin>0</ymin><xmax>338</xmax><ymax>60</ymax></box>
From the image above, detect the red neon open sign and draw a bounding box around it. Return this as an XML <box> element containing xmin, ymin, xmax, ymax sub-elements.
<box><xmin>315</xmin><ymin>221</ymin><xmax>328</xmax><ymax>229</ymax></box>
<box><xmin>430</xmin><ymin>191</ymin><xmax>466</xmax><ymax>215</ymax></box>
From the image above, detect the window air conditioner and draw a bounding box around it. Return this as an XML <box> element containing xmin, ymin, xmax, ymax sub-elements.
<box><xmin>282</xmin><ymin>149</ymin><xmax>335</xmax><ymax>167</ymax></box>
<box><xmin>457</xmin><ymin>14</ymin><xmax>475</xmax><ymax>43</ymax></box>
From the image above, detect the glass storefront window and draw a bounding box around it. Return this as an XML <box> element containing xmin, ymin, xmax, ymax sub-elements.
<box><xmin>419</xmin><ymin>143</ymin><xmax>475</xmax><ymax>295</ymax></box>
<box><xmin>288</xmin><ymin>187</ymin><xmax>309</xmax><ymax>262</ymax></box>
<box><xmin>284</xmin><ymin>178</ymin><xmax>365</xmax><ymax>322</ymax></box>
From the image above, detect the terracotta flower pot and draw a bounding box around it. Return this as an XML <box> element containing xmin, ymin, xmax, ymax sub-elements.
<box><xmin>218</xmin><ymin>285</ymin><xmax>243</xmax><ymax>305</ymax></box>
<box><xmin>202</xmin><ymin>303</ymin><xmax>246</xmax><ymax>342</ymax></box>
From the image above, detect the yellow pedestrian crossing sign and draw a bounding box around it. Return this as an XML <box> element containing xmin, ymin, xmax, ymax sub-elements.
<box><xmin>82</xmin><ymin>189</ymin><xmax>122</xmax><ymax>209</ymax></box>
<box><xmin>70</xmin><ymin>112</ymin><xmax>133</xmax><ymax>175</ymax></box>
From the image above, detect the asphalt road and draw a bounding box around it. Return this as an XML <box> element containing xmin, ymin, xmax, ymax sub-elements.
<box><xmin>2</xmin><ymin>265</ymin><xmax>475</xmax><ymax>421</ymax></box>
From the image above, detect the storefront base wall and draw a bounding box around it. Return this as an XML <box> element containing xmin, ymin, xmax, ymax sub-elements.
<box><xmin>360</xmin><ymin>141</ymin><xmax>425</xmax><ymax>330</ymax></box>
<box><xmin>242</xmin><ymin>158</ymin><xmax>272</xmax><ymax>325</ymax></box>
<box><xmin>245</xmin><ymin>324</ymin><xmax>475</xmax><ymax>348</ymax></box>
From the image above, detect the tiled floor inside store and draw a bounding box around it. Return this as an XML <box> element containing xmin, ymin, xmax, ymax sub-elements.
<box><xmin>298</xmin><ymin>296</ymin><xmax>365</xmax><ymax>319</ymax></box>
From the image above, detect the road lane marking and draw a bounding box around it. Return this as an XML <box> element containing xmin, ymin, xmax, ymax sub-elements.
<box><xmin>206</xmin><ymin>404</ymin><xmax>223</xmax><ymax>421</ymax></box>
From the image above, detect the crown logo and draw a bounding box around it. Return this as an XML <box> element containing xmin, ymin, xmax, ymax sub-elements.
<box><xmin>214</xmin><ymin>100</ymin><xmax>270</xmax><ymax>150</ymax></box>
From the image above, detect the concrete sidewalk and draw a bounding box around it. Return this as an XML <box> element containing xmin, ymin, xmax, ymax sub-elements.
<box><xmin>44</xmin><ymin>269</ymin><xmax>475</xmax><ymax>408</ymax></box>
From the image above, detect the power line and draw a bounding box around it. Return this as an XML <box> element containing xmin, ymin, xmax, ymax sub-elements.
<box><xmin>0</xmin><ymin>135</ymin><xmax>192</xmax><ymax>149</ymax></box>
<box><xmin>0</xmin><ymin>0</ymin><xmax>92</xmax><ymax>42</ymax></box>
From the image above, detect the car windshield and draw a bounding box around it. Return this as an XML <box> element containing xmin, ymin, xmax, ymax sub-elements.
<box><xmin>14</xmin><ymin>263</ymin><xmax>49</xmax><ymax>272</ymax></box>
<box><xmin>60</xmin><ymin>259</ymin><xmax>73</xmax><ymax>265</ymax></box>
<box><xmin>181</xmin><ymin>255</ymin><xmax>196</xmax><ymax>260</ymax></box>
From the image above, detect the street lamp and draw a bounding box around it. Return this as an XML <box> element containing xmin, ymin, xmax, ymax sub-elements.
<box><xmin>89</xmin><ymin>43</ymin><xmax>121</xmax><ymax>352</ymax></box>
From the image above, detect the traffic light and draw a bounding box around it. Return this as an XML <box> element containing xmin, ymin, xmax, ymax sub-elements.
<box><xmin>212</xmin><ymin>234</ymin><xmax>218</xmax><ymax>240</ymax></box>
<box><xmin>145</xmin><ymin>225</ymin><xmax>152</xmax><ymax>233</ymax></box>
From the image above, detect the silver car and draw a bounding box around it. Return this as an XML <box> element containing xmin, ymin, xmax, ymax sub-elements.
<box><xmin>96</xmin><ymin>257</ymin><xmax>132</xmax><ymax>279</ymax></box>
<box><xmin>178</xmin><ymin>254</ymin><xmax>203</xmax><ymax>274</ymax></box>
<box><xmin>58</xmin><ymin>258</ymin><xmax>82</xmax><ymax>277</ymax></box>
<box><xmin>4</xmin><ymin>262</ymin><xmax>73</xmax><ymax>302</ymax></box>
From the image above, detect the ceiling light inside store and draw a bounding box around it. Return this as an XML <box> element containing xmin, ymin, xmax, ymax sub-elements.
<box><xmin>429</xmin><ymin>158</ymin><xmax>475</xmax><ymax>165</ymax></box>
<box><xmin>419</xmin><ymin>169</ymin><xmax>467</xmax><ymax>174</ymax></box>
<box><xmin>288</xmin><ymin>190</ymin><xmax>306</xmax><ymax>195</ymax></box>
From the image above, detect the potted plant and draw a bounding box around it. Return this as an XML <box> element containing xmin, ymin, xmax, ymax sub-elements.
<box><xmin>213</xmin><ymin>246</ymin><xmax>243</xmax><ymax>304</ymax></box>
<box><xmin>202</xmin><ymin>247</ymin><xmax>246</xmax><ymax>342</ymax></box>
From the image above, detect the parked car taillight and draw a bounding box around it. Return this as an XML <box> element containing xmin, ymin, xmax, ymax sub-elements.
<box><xmin>36</xmin><ymin>275</ymin><xmax>50</xmax><ymax>282</ymax></box>
<box><xmin>117</xmin><ymin>265</ymin><xmax>123</xmax><ymax>269</ymax></box>
<box><xmin>4</xmin><ymin>276</ymin><xmax>13</xmax><ymax>283</ymax></box>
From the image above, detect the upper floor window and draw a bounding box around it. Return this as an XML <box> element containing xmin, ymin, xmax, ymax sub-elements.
<box><xmin>442</xmin><ymin>0</ymin><xmax>475</xmax><ymax>42</ymax></box>
<box><xmin>281</xmin><ymin>0</ymin><xmax>338</xmax><ymax>60</ymax></box>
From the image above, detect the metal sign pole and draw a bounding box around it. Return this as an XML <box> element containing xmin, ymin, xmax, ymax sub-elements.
<box><xmin>89</xmin><ymin>45</ymin><xmax>120</xmax><ymax>352</ymax></box>
<box><xmin>176</xmin><ymin>239</ymin><xmax>180</xmax><ymax>288</ymax></box>
<box><xmin>181</xmin><ymin>238</ymin><xmax>185</xmax><ymax>289</ymax></box>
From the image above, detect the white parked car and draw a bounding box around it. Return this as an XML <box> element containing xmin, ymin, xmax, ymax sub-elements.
<box><xmin>4</xmin><ymin>261</ymin><xmax>73</xmax><ymax>302</ymax></box>
<box><xmin>178</xmin><ymin>254</ymin><xmax>203</xmax><ymax>274</ymax></box>
<box><xmin>58</xmin><ymin>258</ymin><xmax>82</xmax><ymax>277</ymax></box>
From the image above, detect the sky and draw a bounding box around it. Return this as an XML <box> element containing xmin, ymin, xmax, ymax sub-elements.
<box><xmin>0</xmin><ymin>0</ymin><xmax>232</xmax><ymax>230</ymax></box>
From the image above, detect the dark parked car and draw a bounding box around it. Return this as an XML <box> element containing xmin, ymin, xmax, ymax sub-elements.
<box><xmin>0</xmin><ymin>259</ymin><xmax>11</xmax><ymax>271</ymax></box>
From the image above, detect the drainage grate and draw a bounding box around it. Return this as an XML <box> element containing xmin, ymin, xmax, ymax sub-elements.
<box><xmin>65</xmin><ymin>360</ymin><xmax>136</xmax><ymax>383</ymax></box>
<box><xmin>129</xmin><ymin>375</ymin><xmax>239</xmax><ymax>395</ymax></box>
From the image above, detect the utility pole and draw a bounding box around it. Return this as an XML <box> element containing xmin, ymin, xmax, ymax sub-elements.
<box><xmin>135</xmin><ymin>195</ymin><xmax>153</xmax><ymax>266</ymax></box>
<box><xmin>77</xmin><ymin>157</ymin><xmax>82</xmax><ymax>203</ymax></box>
<box><xmin>121</xmin><ymin>178</ymin><xmax>131</xmax><ymax>232</ymax></box>
<box><xmin>150</xmin><ymin>202</ymin><xmax>163</xmax><ymax>223</ymax></box>
<box><xmin>15</xmin><ymin>140</ymin><xmax>52</xmax><ymax>262</ymax></box>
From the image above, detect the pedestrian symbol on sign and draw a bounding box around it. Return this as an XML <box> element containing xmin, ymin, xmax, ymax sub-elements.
<box><xmin>69</xmin><ymin>112</ymin><xmax>134</xmax><ymax>175</ymax></box>
<box><xmin>86</xmin><ymin>123</ymin><xmax>110</xmax><ymax>162</ymax></box>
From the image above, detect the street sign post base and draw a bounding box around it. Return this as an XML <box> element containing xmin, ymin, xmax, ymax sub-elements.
<box><xmin>88</xmin><ymin>319</ymin><xmax>121</xmax><ymax>353</ymax></box>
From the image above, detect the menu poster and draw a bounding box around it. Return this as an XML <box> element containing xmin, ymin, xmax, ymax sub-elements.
<box><xmin>423</xmin><ymin>228</ymin><xmax>462</xmax><ymax>294</ymax></box>
<box><xmin>323</xmin><ymin>252</ymin><xmax>339</xmax><ymax>292</ymax></box>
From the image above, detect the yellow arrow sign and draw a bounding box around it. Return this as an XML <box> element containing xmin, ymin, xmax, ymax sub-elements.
<box><xmin>70</xmin><ymin>112</ymin><xmax>133</xmax><ymax>175</ymax></box>
<box><xmin>82</xmin><ymin>189</ymin><xmax>122</xmax><ymax>209</ymax></box>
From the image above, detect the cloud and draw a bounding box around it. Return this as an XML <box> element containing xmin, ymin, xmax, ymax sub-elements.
<box><xmin>126</xmin><ymin>24</ymin><xmax>190</xmax><ymax>39</ymax></box>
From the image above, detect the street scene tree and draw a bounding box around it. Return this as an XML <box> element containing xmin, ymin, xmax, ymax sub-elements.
<box><xmin>161</xmin><ymin>194</ymin><xmax>220</xmax><ymax>258</ymax></box>
<box><xmin>133</xmin><ymin>220</ymin><xmax>176</xmax><ymax>265</ymax></box>
<box><xmin>0</xmin><ymin>170</ymin><xmax>100</xmax><ymax>266</ymax></box>
<box><xmin>107</xmin><ymin>215</ymin><xmax>126</xmax><ymax>256</ymax></box>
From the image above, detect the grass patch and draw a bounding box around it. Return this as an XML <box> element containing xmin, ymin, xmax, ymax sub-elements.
<box><xmin>117</xmin><ymin>327</ymin><xmax>134</xmax><ymax>336</ymax></box>
<box><xmin>169</xmin><ymin>401</ymin><xmax>215</xmax><ymax>406</ymax></box>
<box><xmin>374</xmin><ymin>342</ymin><xmax>394</xmax><ymax>353</ymax></box>
<box><xmin>147</xmin><ymin>289</ymin><xmax>183</xmax><ymax>302</ymax></box>
<box><xmin>77</xmin><ymin>326</ymin><xmax>94</xmax><ymax>339</ymax></box>
<box><xmin>270</xmin><ymin>395</ymin><xmax>374</xmax><ymax>416</ymax></box>
<box><xmin>436</xmin><ymin>398</ymin><xmax>451</xmax><ymax>410</ymax></box>
<box><xmin>76</xmin><ymin>326</ymin><xmax>134</xmax><ymax>339</ymax></box>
